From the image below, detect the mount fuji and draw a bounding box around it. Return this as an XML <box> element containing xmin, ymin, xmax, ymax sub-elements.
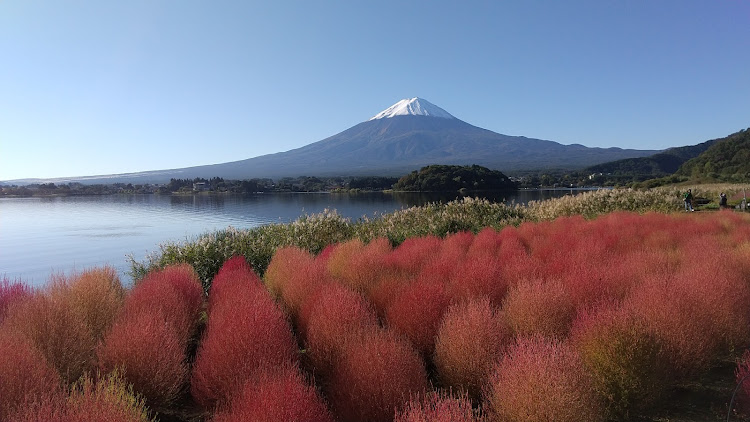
<box><xmin>13</xmin><ymin>98</ymin><xmax>659</xmax><ymax>184</ymax></box>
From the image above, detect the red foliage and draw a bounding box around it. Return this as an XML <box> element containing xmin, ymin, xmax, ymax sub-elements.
<box><xmin>0</xmin><ymin>277</ymin><xmax>32</xmax><ymax>323</ymax></box>
<box><xmin>367</xmin><ymin>275</ymin><xmax>412</xmax><ymax>319</ymax></box>
<box><xmin>0</xmin><ymin>331</ymin><xmax>62</xmax><ymax>421</ymax></box>
<box><xmin>627</xmin><ymin>257</ymin><xmax>750</xmax><ymax>377</ymax></box>
<box><xmin>264</xmin><ymin>246</ymin><xmax>332</xmax><ymax>319</ymax></box>
<box><xmin>395</xmin><ymin>391</ymin><xmax>485</xmax><ymax>422</ymax></box>
<box><xmin>485</xmin><ymin>335</ymin><xmax>602</xmax><ymax>422</ymax></box>
<box><xmin>502</xmin><ymin>278</ymin><xmax>576</xmax><ymax>338</ymax></box>
<box><xmin>208</xmin><ymin>256</ymin><xmax>264</xmax><ymax>316</ymax></box>
<box><xmin>297</xmin><ymin>283</ymin><xmax>380</xmax><ymax>374</ymax></box>
<box><xmin>433</xmin><ymin>298</ymin><xmax>512</xmax><ymax>400</ymax></box>
<box><xmin>2</xmin><ymin>291</ymin><xmax>96</xmax><ymax>384</ymax></box>
<box><xmin>264</xmin><ymin>246</ymin><xmax>315</xmax><ymax>300</ymax></box>
<box><xmin>385</xmin><ymin>275</ymin><xmax>453</xmax><ymax>356</ymax></box>
<box><xmin>11</xmin><ymin>372</ymin><xmax>151</xmax><ymax>422</ymax></box>
<box><xmin>466</xmin><ymin>227</ymin><xmax>502</xmax><ymax>259</ymax></box>
<box><xmin>124</xmin><ymin>264</ymin><xmax>203</xmax><ymax>347</ymax></box>
<box><xmin>210</xmin><ymin>364</ymin><xmax>334</xmax><ymax>422</ymax></box>
<box><xmin>494</xmin><ymin>227</ymin><xmax>534</xmax><ymax>288</ymax></box>
<box><xmin>328</xmin><ymin>238</ymin><xmax>392</xmax><ymax>293</ymax></box>
<box><xmin>327</xmin><ymin>330</ymin><xmax>430</xmax><ymax>422</ymax></box>
<box><xmin>191</xmin><ymin>277</ymin><xmax>298</xmax><ymax>409</ymax></box>
<box><xmin>383</xmin><ymin>235</ymin><xmax>442</xmax><ymax>277</ymax></box>
<box><xmin>448</xmin><ymin>254</ymin><xmax>507</xmax><ymax>305</ymax></box>
<box><xmin>97</xmin><ymin>310</ymin><xmax>188</xmax><ymax>409</ymax></box>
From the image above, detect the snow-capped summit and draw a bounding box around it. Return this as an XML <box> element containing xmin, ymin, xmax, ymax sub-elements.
<box><xmin>369</xmin><ymin>97</ymin><xmax>456</xmax><ymax>120</ymax></box>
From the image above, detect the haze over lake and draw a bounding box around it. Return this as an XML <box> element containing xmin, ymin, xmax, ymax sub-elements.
<box><xmin>1</xmin><ymin>190</ymin><xmax>577</xmax><ymax>286</ymax></box>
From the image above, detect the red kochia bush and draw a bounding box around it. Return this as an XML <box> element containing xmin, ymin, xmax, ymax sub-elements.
<box><xmin>0</xmin><ymin>331</ymin><xmax>62</xmax><ymax>421</ymax></box>
<box><xmin>434</xmin><ymin>297</ymin><xmax>511</xmax><ymax>400</ymax></box>
<box><xmin>11</xmin><ymin>372</ymin><xmax>152</xmax><ymax>422</ymax></box>
<box><xmin>385</xmin><ymin>275</ymin><xmax>453</xmax><ymax>356</ymax></box>
<box><xmin>328</xmin><ymin>238</ymin><xmax>392</xmax><ymax>293</ymax></box>
<box><xmin>0</xmin><ymin>277</ymin><xmax>32</xmax><ymax>322</ymax></box>
<box><xmin>264</xmin><ymin>246</ymin><xmax>315</xmax><ymax>300</ymax></box>
<box><xmin>502</xmin><ymin>278</ymin><xmax>576</xmax><ymax>339</ymax></box>
<box><xmin>485</xmin><ymin>335</ymin><xmax>602</xmax><ymax>422</ymax></box>
<box><xmin>2</xmin><ymin>291</ymin><xmax>96</xmax><ymax>384</ymax></box>
<box><xmin>210</xmin><ymin>364</ymin><xmax>334</xmax><ymax>422</ymax></box>
<box><xmin>207</xmin><ymin>256</ymin><xmax>264</xmax><ymax>315</ymax></box>
<box><xmin>383</xmin><ymin>235</ymin><xmax>442</xmax><ymax>277</ymax></box>
<box><xmin>298</xmin><ymin>283</ymin><xmax>380</xmax><ymax>374</ymax></box>
<box><xmin>124</xmin><ymin>264</ymin><xmax>203</xmax><ymax>347</ymax></box>
<box><xmin>395</xmin><ymin>391</ymin><xmax>485</xmax><ymax>422</ymax></box>
<box><xmin>264</xmin><ymin>246</ymin><xmax>331</xmax><ymax>319</ymax></box>
<box><xmin>97</xmin><ymin>310</ymin><xmax>187</xmax><ymax>410</ymax></box>
<box><xmin>327</xmin><ymin>330</ymin><xmax>430</xmax><ymax>422</ymax></box>
<box><xmin>448</xmin><ymin>254</ymin><xmax>507</xmax><ymax>305</ymax></box>
<box><xmin>191</xmin><ymin>262</ymin><xmax>298</xmax><ymax>409</ymax></box>
<box><xmin>627</xmin><ymin>249</ymin><xmax>750</xmax><ymax>377</ymax></box>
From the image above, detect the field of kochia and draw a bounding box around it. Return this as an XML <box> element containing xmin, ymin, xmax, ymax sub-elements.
<box><xmin>2</xmin><ymin>209</ymin><xmax>750</xmax><ymax>421</ymax></box>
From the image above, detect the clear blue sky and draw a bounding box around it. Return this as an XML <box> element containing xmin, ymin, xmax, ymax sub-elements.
<box><xmin>1</xmin><ymin>1</ymin><xmax>748</xmax><ymax>181</ymax></box>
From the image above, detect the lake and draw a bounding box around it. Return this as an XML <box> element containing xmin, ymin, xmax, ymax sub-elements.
<box><xmin>0</xmin><ymin>190</ymin><xmax>580</xmax><ymax>287</ymax></box>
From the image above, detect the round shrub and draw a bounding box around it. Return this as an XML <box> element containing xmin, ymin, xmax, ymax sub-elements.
<box><xmin>434</xmin><ymin>297</ymin><xmax>511</xmax><ymax>400</ymax></box>
<box><xmin>485</xmin><ymin>335</ymin><xmax>603</xmax><ymax>422</ymax></box>
<box><xmin>191</xmin><ymin>278</ymin><xmax>298</xmax><ymax>409</ymax></box>
<box><xmin>502</xmin><ymin>278</ymin><xmax>575</xmax><ymax>339</ymax></box>
<box><xmin>327</xmin><ymin>330</ymin><xmax>430</xmax><ymax>422</ymax></box>
<box><xmin>0</xmin><ymin>331</ymin><xmax>62</xmax><ymax>421</ymax></box>
<box><xmin>571</xmin><ymin>304</ymin><xmax>671</xmax><ymax>418</ymax></box>
<box><xmin>298</xmin><ymin>283</ymin><xmax>380</xmax><ymax>375</ymax></box>
<box><xmin>210</xmin><ymin>364</ymin><xmax>333</xmax><ymax>422</ymax></box>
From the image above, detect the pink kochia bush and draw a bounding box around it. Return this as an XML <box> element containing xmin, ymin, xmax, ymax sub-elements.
<box><xmin>120</xmin><ymin>264</ymin><xmax>203</xmax><ymax>347</ymax></box>
<box><xmin>97</xmin><ymin>263</ymin><xmax>203</xmax><ymax>409</ymax></box>
<box><xmin>264</xmin><ymin>246</ymin><xmax>332</xmax><ymax>320</ymax></box>
<box><xmin>0</xmin><ymin>277</ymin><xmax>32</xmax><ymax>322</ymax></box>
<box><xmin>210</xmin><ymin>364</ymin><xmax>333</xmax><ymax>422</ymax></box>
<box><xmin>485</xmin><ymin>335</ymin><xmax>603</xmax><ymax>422</ymax></box>
<box><xmin>297</xmin><ymin>282</ymin><xmax>380</xmax><ymax>375</ymax></box>
<box><xmin>0</xmin><ymin>331</ymin><xmax>62</xmax><ymax>421</ymax></box>
<box><xmin>191</xmin><ymin>257</ymin><xmax>298</xmax><ymax>409</ymax></box>
<box><xmin>327</xmin><ymin>329</ymin><xmax>430</xmax><ymax>422</ymax></box>
<box><xmin>97</xmin><ymin>311</ymin><xmax>187</xmax><ymax>410</ymax></box>
<box><xmin>433</xmin><ymin>297</ymin><xmax>511</xmax><ymax>400</ymax></box>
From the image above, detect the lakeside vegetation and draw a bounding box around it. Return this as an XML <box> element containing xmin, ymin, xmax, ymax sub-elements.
<box><xmin>3</xmin><ymin>195</ymin><xmax>750</xmax><ymax>421</ymax></box>
<box><xmin>129</xmin><ymin>185</ymin><xmax>748</xmax><ymax>287</ymax></box>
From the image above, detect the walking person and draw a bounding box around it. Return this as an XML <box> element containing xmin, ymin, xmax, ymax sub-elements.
<box><xmin>683</xmin><ymin>189</ymin><xmax>694</xmax><ymax>212</ymax></box>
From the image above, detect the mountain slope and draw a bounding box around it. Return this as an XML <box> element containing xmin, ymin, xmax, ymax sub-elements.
<box><xmin>584</xmin><ymin>138</ymin><xmax>720</xmax><ymax>180</ymax></box>
<box><xmin>4</xmin><ymin>97</ymin><xmax>659</xmax><ymax>184</ymax></box>
<box><xmin>676</xmin><ymin>128</ymin><xmax>750</xmax><ymax>181</ymax></box>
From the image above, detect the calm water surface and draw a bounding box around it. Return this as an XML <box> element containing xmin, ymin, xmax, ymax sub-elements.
<box><xmin>0</xmin><ymin>190</ymin><xmax>579</xmax><ymax>286</ymax></box>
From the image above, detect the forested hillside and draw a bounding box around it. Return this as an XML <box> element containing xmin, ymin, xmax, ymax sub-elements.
<box><xmin>585</xmin><ymin>139</ymin><xmax>718</xmax><ymax>182</ymax></box>
<box><xmin>676</xmin><ymin>128</ymin><xmax>750</xmax><ymax>181</ymax></box>
<box><xmin>393</xmin><ymin>165</ymin><xmax>516</xmax><ymax>192</ymax></box>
